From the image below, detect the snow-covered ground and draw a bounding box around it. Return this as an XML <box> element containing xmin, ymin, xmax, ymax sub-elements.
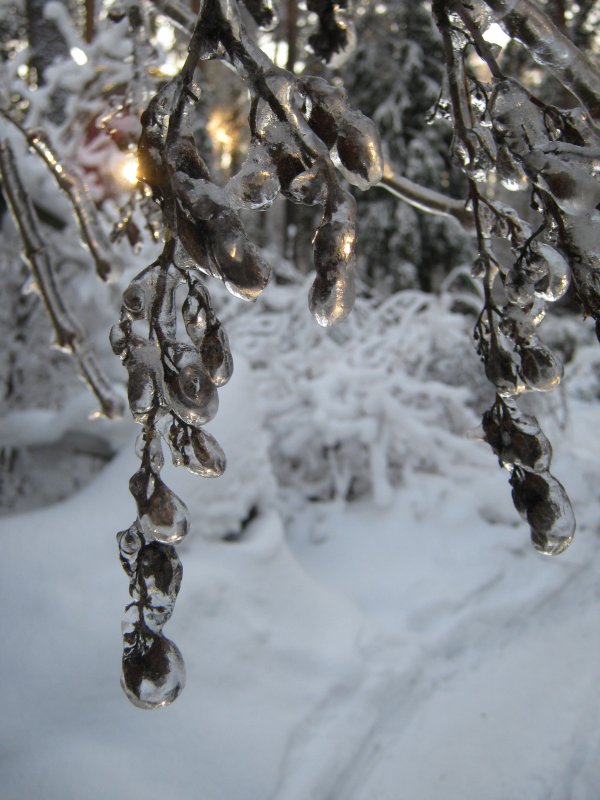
<box><xmin>2</xmin><ymin>334</ymin><xmax>600</xmax><ymax>800</ymax></box>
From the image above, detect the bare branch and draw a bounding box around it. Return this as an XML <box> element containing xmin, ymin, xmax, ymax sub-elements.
<box><xmin>0</xmin><ymin>139</ymin><xmax>124</xmax><ymax>420</ymax></box>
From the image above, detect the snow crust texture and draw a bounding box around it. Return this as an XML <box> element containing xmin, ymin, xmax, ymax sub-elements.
<box><xmin>2</xmin><ymin>340</ymin><xmax>600</xmax><ymax>800</ymax></box>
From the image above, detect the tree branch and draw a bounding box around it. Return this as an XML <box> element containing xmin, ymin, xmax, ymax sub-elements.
<box><xmin>481</xmin><ymin>0</ymin><xmax>600</xmax><ymax>123</ymax></box>
<box><xmin>378</xmin><ymin>164</ymin><xmax>475</xmax><ymax>234</ymax></box>
<box><xmin>0</xmin><ymin>108</ymin><xmax>120</xmax><ymax>281</ymax></box>
<box><xmin>0</xmin><ymin>139</ymin><xmax>124</xmax><ymax>420</ymax></box>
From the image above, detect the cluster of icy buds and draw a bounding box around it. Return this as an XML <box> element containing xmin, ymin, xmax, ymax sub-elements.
<box><xmin>112</xmin><ymin>0</ymin><xmax>383</xmax><ymax>706</ymax></box>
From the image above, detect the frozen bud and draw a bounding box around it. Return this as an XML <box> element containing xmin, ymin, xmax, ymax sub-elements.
<box><xmin>117</xmin><ymin>524</ymin><xmax>143</xmax><ymax>576</ymax></box>
<box><xmin>530</xmin><ymin>244</ymin><xmax>569</xmax><ymax>302</ymax></box>
<box><xmin>332</xmin><ymin>112</ymin><xmax>384</xmax><ymax>191</ymax></box>
<box><xmin>452</xmin><ymin>129</ymin><xmax>494</xmax><ymax>183</ymax></box>
<box><xmin>482</xmin><ymin>405</ymin><xmax>552</xmax><ymax>472</ymax></box>
<box><xmin>168</xmin><ymin>360</ymin><xmax>219</xmax><ymax>427</ymax></box>
<box><xmin>485</xmin><ymin>345</ymin><xmax>525</xmax><ymax>397</ymax></box>
<box><xmin>505</xmin><ymin>269</ymin><xmax>535</xmax><ymax>307</ymax></box>
<box><xmin>287</xmin><ymin>165</ymin><xmax>327</xmax><ymax>206</ymax></box>
<box><xmin>167</xmin><ymin>136</ymin><xmax>210</xmax><ymax>181</ymax></box>
<box><xmin>309</xmin><ymin>269</ymin><xmax>356</xmax><ymax>327</ymax></box>
<box><xmin>121</xmin><ymin>635</ymin><xmax>186</xmax><ymax>709</ymax></box>
<box><xmin>122</xmin><ymin>279</ymin><xmax>150</xmax><ymax>319</ymax></box>
<box><xmin>182</xmin><ymin>282</ymin><xmax>212</xmax><ymax>344</ymax></box>
<box><xmin>129</xmin><ymin>469</ymin><xmax>189</xmax><ymax>544</ymax></box>
<box><xmin>310</xmin><ymin>217</ymin><xmax>356</xmax><ymax>327</ymax></box>
<box><xmin>510</xmin><ymin>469</ymin><xmax>575</xmax><ymax>555</ymax></box>
<box><xmin>110</xmin><ymin>323</ymin><xmax>128</xmax><ymax>357</ymax></box>
<box><xmin>126</xmin><ymin>360</ymin><xmax>156</xmax><ymax>422</ymax></box>
<box><xmin>138</xmin><ymin>128</ymin><xmax>166</xmax><ymax>191</ymax></box>
<box><xmin>201</xmin><ymin>325</ymin><xmax>233</xmax><ymax>387</ymax></box>
<box><xmin>225</xmin><ymin>144</ymin><xmax>280</xmax><ymax>210</ymax></box>
<box><xmin>524</xmin><ymin>152</ymin><xmax>600</xmax><ymax>217</ymax></box>
<box><xmin>303</xmin><ymin>76</ymin><xmax>346</xmax><ymax>147</ymax></box>
<box><xmin>135</xmin><ymin>430</ymin><xmax>164</xmax><ymax>471</ymax></box>
<box><xmin>177</xmin><ymin>210</ymin><xmax>211</xmax><ymax>272</ymax></box>
<box><xmin>168</xmin><ymin>420</ymin><xmax>226</xmax><ymax>477</ymax></box>
<box><xmin>496</xmin><ymin>145</ymin><xmax>528</xmax><ymax>192</ymax></box>
<box><xmin>206</xmin><ymin>210</ymin><xmax>271</xmax><ymax>301</ymax></box>
<box><xmin>519</xmin><ymin>341</ymin><xmax>563</xmax><ymax>391</ymax></box>
<box><xmin>138</xmin><ymin>542</ymin><xmax>182</xmax><ymax>630</ymax></box>
<box><xmin>491</xmin><ymin>80</ymin><xmax>548</xmax><ymax>159</ymax></box>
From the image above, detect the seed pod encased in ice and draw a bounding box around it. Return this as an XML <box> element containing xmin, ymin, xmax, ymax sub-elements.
<box><xmin>510</xmin><ymin>468</ymin><xmax>575</xmax><ymax>555</ymax></box>
<box><xmin>121</xmin><ymin>635</ymin><xmax>186</xmax><ymax>710</ymax></box>
<box><xmin>129</xmin><ymin>468</ymin><xmax>189</xmax><ymax>544</ymax></box>
<box><xmin>309</xmin><ymin>217</ymin><xmax>357</xmax><ymax>326</ymax></box>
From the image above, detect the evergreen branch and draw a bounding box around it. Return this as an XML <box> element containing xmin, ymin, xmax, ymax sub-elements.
<box><xmin>0</xmin><ymin>139</ymin><xmax>124</xmax><ymax>420</ymax></box>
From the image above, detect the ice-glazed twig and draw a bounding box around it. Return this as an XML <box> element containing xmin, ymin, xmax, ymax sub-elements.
<box><xmin>379</xmin><ymin>165</ymin><xmax>475</xmax><ymax>233</ymax></box>
<box><xmin>0</xmin><ymin>139</ymin><xmax>124</xmax><ymax>419</ymax></box>
<box><xmin>480</xmin><ymin>0</ymin><xmax>600</xmax><ymax>123</ymax></box>
<box><xmin>151</xmin><ymin>0</ymin><xmax>196</xmax><ymax>33</ymax></box>
<box><xmin>0</xmin><ymin>108</ymin><xmax>120</xmax><ymax>281</ymax></box>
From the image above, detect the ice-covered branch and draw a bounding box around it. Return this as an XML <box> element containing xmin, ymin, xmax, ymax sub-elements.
<box><xmin>0</xmin><ymin>108</ymin><xmax>121</xmax><ymax>281</ymax></box>
<box><xmin>0</xmin><ymin>139</ymin><xmax>124</xmax><ymax>420</ymax></box>
<box><xmin>379</xmin><ymin>165</ymin><xmax>475</xmax><ymax>233</ymax></box>
<box><xmin>480</xmin><ymin>0</ymin><xmax>600</xmax><ymax>123</ymax></box>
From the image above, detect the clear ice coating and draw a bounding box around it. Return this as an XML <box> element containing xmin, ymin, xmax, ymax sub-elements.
<box><xmin>121</xmin><ymin>636</ymin><xmax>186</xmax><ymax>710</ymax></box>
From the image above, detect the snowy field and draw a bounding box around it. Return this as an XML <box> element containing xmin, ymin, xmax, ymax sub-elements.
<box><xmin>3</xmin><ymin>331</ymin><xmax>600</xmax><ymax>800</ymax></box>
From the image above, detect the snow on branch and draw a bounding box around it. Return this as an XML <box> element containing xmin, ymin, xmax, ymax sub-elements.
<box><xmin>0</xmin><ymin>108</ymin><xmax>123</xmax><ymax>281</ymax></box>
<box><xmin>0</xmin><ymin>139</ymin><xmax>124</xmax><ymax>420</ymax></box>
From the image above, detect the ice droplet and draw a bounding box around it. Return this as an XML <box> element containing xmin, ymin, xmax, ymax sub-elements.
<box><xmin>121</xmin><ymin>636</ymin><xmax>186</xmax><ymax>709</ymax></box>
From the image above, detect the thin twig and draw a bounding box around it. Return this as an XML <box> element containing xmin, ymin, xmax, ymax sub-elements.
<box><xmin>379</xmin><ymin>165</ymin><xmax>475</xmax><ymax>233</ymax></box>
<box><xmin>0</xmin><ymin>139</ymin><xmax>124</xmax><ymax>419</ymax></box>
<box><xmin>0</xmin><ymin>108</ymin><xmax>119</xmax><ymax>281</ymax></box>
